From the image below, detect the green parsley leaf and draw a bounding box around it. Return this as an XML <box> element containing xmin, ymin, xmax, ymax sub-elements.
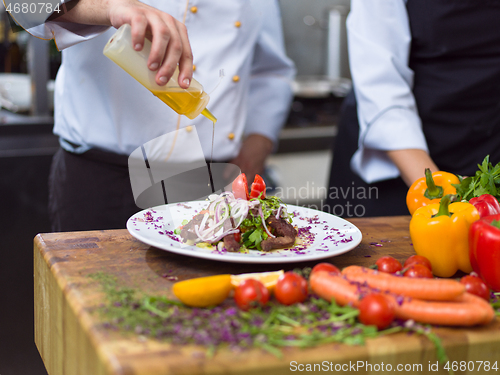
<box><xmin>454</xmin><ymin>155</ymin><xmax>500</xmax><ymax>201</ymax></box>
<box><xmin>248</xmin><ymin>228</ymin><xmax>263</xmax><ymax>244</ymax></box>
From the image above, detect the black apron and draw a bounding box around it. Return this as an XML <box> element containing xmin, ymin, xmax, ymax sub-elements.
<box><xmin>326</xmin><ymin>0</ymin><xmax>500</xmax><ymax>217</ymax></box>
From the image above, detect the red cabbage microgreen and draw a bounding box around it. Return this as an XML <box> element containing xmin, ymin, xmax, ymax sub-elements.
<box><xmin>89</xmin><ymin>271</ymin><xmax>450</xmax><ymax>365</ymax></box>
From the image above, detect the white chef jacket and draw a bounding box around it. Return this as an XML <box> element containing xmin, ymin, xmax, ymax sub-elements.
<box><xmin>347</xmin><ymin>0</ymin><xmax>428</xmax><ymax>184</ymax></box>
<box><xmin>29</xmin><ymin>0</ymin><xmax>295</xmax><ymax>160</ymax></box>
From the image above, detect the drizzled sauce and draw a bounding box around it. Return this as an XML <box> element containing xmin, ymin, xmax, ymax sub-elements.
<box><xmin>201</xmin><ymin>108</ymin><xmax>217</xmax><ymax>193</ymax></box>
<box><xmin>152</xmin><ymin>89</ymin><xmax>217</xmax><ymax>193</ymax></box>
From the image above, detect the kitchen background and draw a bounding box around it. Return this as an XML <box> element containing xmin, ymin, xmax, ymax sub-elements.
<box><xmin>0</xmin><ymin>1</ymin><xmax>351</xmax><ymax>373</ymax></box>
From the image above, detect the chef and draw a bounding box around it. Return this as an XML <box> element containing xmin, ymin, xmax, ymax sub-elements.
<box><xmin>29</xmin><ymin>0</ymin><xmax>295</xmax><ymax>231</ymax></box>
<box><xmin>326</xmin><ymin>0</ymin><xmax>500</xmax><ymax>217</ymax></box>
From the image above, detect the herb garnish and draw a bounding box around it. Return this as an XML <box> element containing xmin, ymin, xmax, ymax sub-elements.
<box><xmin>240</xmin><ymin>196</ymin><xmax>293</xmax><ymax>250</ymax></box>
<box><xmin>89</xmin><ymin>272</ymin><xmax>449</xmax><ymax>366</ymax></box>
<box><xmin>454</xmin><ymin>155</ymin><xmax>500</xmax><ymax>201</ymax></box>
<box><xmin>491</xmin><ymin>292</ymin><xmax>500</xmax><ymax>317</ymax></box>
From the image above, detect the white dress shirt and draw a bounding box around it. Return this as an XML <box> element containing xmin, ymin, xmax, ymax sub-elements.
<box><xmin>347</xmin><ymin>0</ymin><xmax>428</xmax><ymax>183</ymax></box>
<box><xmin>29</xmin><ymin>0</ymin><xmax>295</xmax><ymax>160</ymax></box>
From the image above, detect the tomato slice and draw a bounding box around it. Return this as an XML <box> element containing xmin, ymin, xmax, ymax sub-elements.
<box><xmin>232</xmin><ymin>173</ymin><xmax>249</xmax><ymax>200</ymax></box>
<box><xmin>249</xmin><ymin>174</ymin><xmax>266</xmax><ymax>199</ymax></box>
<box><xmin>234</xmin><ymin>230</ymin><xmax>241</xmax><ymax>243</ymax></box>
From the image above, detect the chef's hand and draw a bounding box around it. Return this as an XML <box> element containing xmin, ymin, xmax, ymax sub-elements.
<box><xmin>229</xmin><ymin>134</ymin><xmax>274</xmax><ymax>184</ymax></box>
<box><xmin>54</xmin><ymin>0</ymin><xmax>193</xmax><ymax>88</ymax></box>
<box><xmin>108</xmin><ymin>0</ymin><xmax>193</xmax><ymax>88</ymax></box>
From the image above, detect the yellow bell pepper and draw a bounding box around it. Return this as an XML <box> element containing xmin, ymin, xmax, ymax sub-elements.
<box><xmin>409</xmin><ymin>195</ymin><xmax>479</xmax><ymax>277</ymax></box>
<box><xmin>406</xmin><ymin>168</ymin><xmax>459</xmax><ymax>215</ymax></box>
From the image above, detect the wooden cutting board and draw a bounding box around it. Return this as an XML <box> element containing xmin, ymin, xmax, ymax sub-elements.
<box><xmin>34</xmin><ymin>216</ymin><xmax>500</xmax><ymax>375</ymax></box>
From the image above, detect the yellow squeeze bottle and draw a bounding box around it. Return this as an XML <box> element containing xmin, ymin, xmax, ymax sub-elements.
<box><xmin>103</xmin><ymin>24</ymin><xmax>216</xmax><ymax>121</ymax></box>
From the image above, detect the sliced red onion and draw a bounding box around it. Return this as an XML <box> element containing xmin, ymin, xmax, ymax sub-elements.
<box><xmin>196</xmin><ymin>223</ymin><xmax>220</xmax><ymax>242</ymax></box>
<box><xmin>199</xmin><ymin>213</ymin><xmax>209</xmax><ymax>231</ymax></box>
<box><xmin>220</xmin><ymin>199</ymin><xmax>229</xmax><ymax>219</ymax></box>
<box><xmin>214</xmin><ymin>203</ymin><xmax>222</xmax><ymax>222</ymax></box>
<box><xmin>222</xmin><ymin>191</ymin><xmax>235</xmax><ymax>200</ymax></box>
<box><xmin>191</xmin><ymin>191</ymin><xmax>270</xmax><ymax>243</ymax></box>
<box><xmin>230</xmin><ymin>201</ymin><xmax>249</xmax><ymax>227</ymax></box>
<box><xmin>233</xmin><ymin>211</ymin><xmax>248</xmax><ymax>227</ymax></box>
<box><xmin>258</xmin><ymin>205</ymin><xmax>275</xmax><ymax>238</ymax></box>
<box><xmin>198</xmin><ymin>226</ymin><xmax>216</xmax><ymax>240</ymax></box>
<box><xmin>249</xmin><ymin>199</ymin><xmax>260</xmax><ymax>208</ymax></box>
<box><xmin>206</xmin><ymin>227</ymin><xmax>226</xmax><ymax>243</ymax></box>
<box><xmin>194</xmin><ymin>224</ymin><xmax>205</xmax><ymax>240</ymax></box>
<box><xmin>276</xmin><ymin>205</ymin><xmax>283</xmax><ymax>219</ymax></box>
<box><xmin>209</xmin><ymin>229</ymin><xmax>240</xmax><ymax>243</ymax></box>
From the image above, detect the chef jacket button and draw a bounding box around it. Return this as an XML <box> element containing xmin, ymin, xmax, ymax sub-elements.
<box><xmin>190</xmin><ymin>6</ymin><xmax>198</xmax><ymax>13</ymax></box>
<box><xmin>232</xmin><ymin>75</ymin><xmax>240</xmax><ymax>82</ymax></box>
<box><xmin>234</xmin><ymin>21</ymin><xmax>241</xmax><ymax>28</ymax></box>
<box><xmin>228</xmin><ymin>132</ymin><xmax>235</xmax><ymax>140</ymax></box>
<box><xmin>185</xmin><ymin>126</ymin><xmax>193</xmax><ymax>132</ymax></box>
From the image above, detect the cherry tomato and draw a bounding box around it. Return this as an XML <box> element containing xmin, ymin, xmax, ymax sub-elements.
<box><xmin>358</xmin><ymin>294</ymin><xmax>395</xmax><ymax>330</ymax></box>
<box><xmin>274</xmin><ymin>271</ymin><xmax>308</xmax><ymax>305</ymax></box>
<box><xmin>403</xmin><ymin>264</ymin><xmax>433</xmax><ymax>279</ymax></box>
<box><xmin>460</xmin><ymin>275</ymin><xmax>490</xmax><ymax>301</ymax></box>
<box><xmin>404</xmin><ymin>255</ymin><xmax>433</xmax><ymax>272</ymax></box>
<box><xmin>311</xmin><ymin>263</ymin><xmax>341</xmax><ymax>275</ymax></box>
<box><xmin>249</xmin><ymin>174</ymin><xmax>266</xmax><ymax>199</ymax></box>
<box><xmin>375</xmin><ymin>256</ymin><xmax>403</xmax><ymax>274</ymax></box>
<box><xmin>233</xmin><ymin>230</ymin><xmax>241</xmax><ymax>243</ymax></box>
<box><xmin>234</xmin><ymin>279</ymin><xmax>269</xmax><ymax>311</ymax></box>
<box><xmin>232</xmin><ymin>173</ymin><xmax>249</xmax><ymax>200</ymax></box>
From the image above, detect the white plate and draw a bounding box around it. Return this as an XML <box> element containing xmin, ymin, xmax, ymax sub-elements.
<box><xmin>126</xmin><ymin>202</ymin><xmax>362</xmax><ymax>264</ymax></box>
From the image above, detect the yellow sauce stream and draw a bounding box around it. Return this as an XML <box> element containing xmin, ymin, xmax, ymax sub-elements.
<box><xmin>201</xmin><ymin>108</ymin><xmax>217</xmax><ymax>192</ymax></box>
<box><xmin>201</xmin><ymin>108</ymin><xmax>217</xmax><ymax>167</ymax></box>
<box><xmin>151</xmin><ymin>90</ymin><xmax>217</xmax><ymax>191</ymax></box>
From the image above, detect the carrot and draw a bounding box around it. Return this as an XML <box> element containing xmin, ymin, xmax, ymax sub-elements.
<box><xmin>388</xmin><ymin>292</ymin><xmax>495</xmax><ymax>327</ymax></box>
<box><xmin>341</xmin><ymin>265</ymin><xmax>465</xmax><ymax>301</ymax></box>
<box><xmin>310</xmin><ymin>270</ymin><xmax>495</xmax><ymax>327</ymax></box>
<box><xmin>462</xmin><ymin>293</ymin><xmax>496</xmax><ymax>325</ymax></box>
<box><xmin>309</xmin><ymin>271</ymin><xmax>361</xmax><ymax>307</ymax></box>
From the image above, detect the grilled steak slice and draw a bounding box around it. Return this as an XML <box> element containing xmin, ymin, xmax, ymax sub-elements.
<box><xmin>261</xmin><ymin>215</ymin><xmax>297</xmax><ymax>251</ymax></box>
<box><xmin>180</xmin><ymin>213</ymin><xmax>204</xmax><ymax>242</ymax></box>
<box><xmin>223</xmin><ymin>217</ymin><xmax>241</xmax><ymax>252</ymax></box>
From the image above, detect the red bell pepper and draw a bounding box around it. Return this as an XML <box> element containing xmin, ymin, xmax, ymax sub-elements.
<box><xmin>469</xmin><ymin>213</ymin><xmax>500</xmax><ymax>292</ymax></box>
<box><xmin>469</xmin><ymin>194</ymin><xmax>500</xmax><ymax>217</ymax></box>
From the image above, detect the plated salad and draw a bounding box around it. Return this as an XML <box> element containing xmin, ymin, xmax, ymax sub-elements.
<box><xmin>179</xmin><ymin>174</ymin><xmax>297</xmax><ymax>252</ymax></box>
